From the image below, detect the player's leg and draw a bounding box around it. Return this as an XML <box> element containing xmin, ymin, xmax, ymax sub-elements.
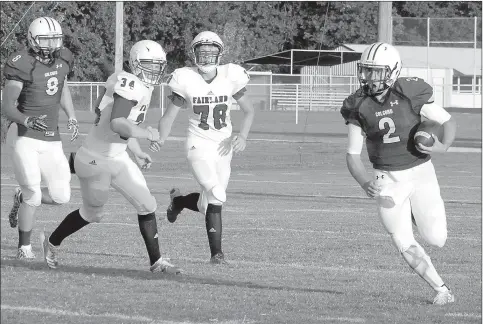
<box><xmin>43</xmin><ymin>148</ymin><xmax>110</xmax><ymax>268</ymax></box>
<box><xmin>39</xmin><ymin>141</ymin><xmax>71</xmax><ymax>205</ymax></box>
<box><xmin>112</xmin><ymin>153</ymin><xmax>180</xmax><ymax>274</ymax></box>
<box><xmin>409</xmin><ymin>162</ymin><xmax>453</xmax><ymax>305</ymax></box>
<box><xmin>10</xmin><ymin>136</ymin><xmax>43</xmax><ymax>258</ymax></box>
<box><xmin>376</xmin><ymin>170</ymin><xmax>452</xmax><ymax>304</ymax></box>
<box><xmin>188</xmin><ymin>142</ymin><xmax>228</xmax><ymax>262</ymax></box>
<box><xmin>410</xmin><ymin>161</ymin><xmax>447</xmax><ymax>247</ymax></box>
<box><xmin>207</xmin><ymin>147</ymin><xmax>233</xmax><ymax>264</ymax></box>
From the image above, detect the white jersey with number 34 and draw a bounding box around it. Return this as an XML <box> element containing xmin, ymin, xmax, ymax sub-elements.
<box><xmin>168</xmin><ymin>63</ymin><xmax>250</xmax><ymax>143</ymax></box>
<box><xmin>83</xmin><ymin>71</ymin><xmax>153</xmax><ymax>157</ymax></box>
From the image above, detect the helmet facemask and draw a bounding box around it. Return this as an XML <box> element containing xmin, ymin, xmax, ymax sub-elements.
<box><xmin>358</xmin><ymin>62</ymin><xmax>399</xmax><ymax>96</ymax></box>
<box><xmin>29</xmin><ymin>33</ymin><xmax>63</xmax><ymax>63</ymax></box>
<box><xmin>192</xmin><ymin>44</ymin><xmax>222</xmax><ymax>74</ymax></box>
<box><xmin>130</xmin><ymin>58</ymin><xmax>166</xmax><ymax>86</ymax></box>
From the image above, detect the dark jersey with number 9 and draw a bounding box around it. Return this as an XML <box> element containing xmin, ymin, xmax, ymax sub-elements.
<box><xmin>3</xmin><ymin>48</ymin><xmax>73</xmax><ymax>141</ymax></box>
<box><xmin>340</xmin><ymin>77</ymin><xmax>434</xmax><ymax>171</ymax></box>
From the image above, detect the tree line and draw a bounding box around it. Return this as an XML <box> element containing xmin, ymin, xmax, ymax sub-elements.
<box><xmin>1</xmin><ymin>1</ymin><xmax>481</xmax><ymax>82</ymax></box>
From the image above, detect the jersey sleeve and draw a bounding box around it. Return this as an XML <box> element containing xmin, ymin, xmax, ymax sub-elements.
<box><xmin>340</xmin><ymin>94</ymin><xmax>362</xmax><ymax>128</ymax></box>
<box><xmin>395</xmin><ymin>77</ymin><xmax>434</xmax><ymax>114</ymax></box>
<box><xmin>3</xmin><ymin>52</ymin><xmax>33</xmax><ymax>82</ymax></box>
<box><xmin>167</xmin><ymin>69</ymin><xmax>187</xmax><ymax>99</ymax></box>
<box><xmin>113</xmin><ymin>72</ymin><xmax>142</xmax><ymax>103</ymax></box>
<box><xmin>228</xmin><ymin>63</ymin><xmax>250</xmax><ymax>95</ymax></box>
<box><xmin>57</xmin><ymin>47</ymin><xmax>74</xmax><ymax>73</ymax></box>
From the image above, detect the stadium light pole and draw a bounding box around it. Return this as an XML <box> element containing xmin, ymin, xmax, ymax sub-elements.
<box><xmin>115</xmin><ymin>1</ymin><xmax>124</xmax><ymax>73</ymax></box>
<box><xmin>378</xmin><ymin>2</ymin><xmax>392</xmax><ymax>44</ymax></box>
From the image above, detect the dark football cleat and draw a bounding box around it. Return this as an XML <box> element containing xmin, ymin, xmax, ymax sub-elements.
<box><xmin>167</xmin><ymin>188</ymin><xmax>182</xmax><ymax>223</ymax></box>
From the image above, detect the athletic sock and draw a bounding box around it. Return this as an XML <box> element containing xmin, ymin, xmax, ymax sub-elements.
<box><xmin>205</xmin><ymin>204</ymin><xmax>222</xmax><ymax>257</ymax></box>
<box><xmin>138</xmin><ymin>212</ymin><xmax>161</xmax><ymax>266</ymax></box>
<box><xmin>174</xmin><ymin>193</ymin><xmax>200</xmax><ymax>212</ymax></box>
<box><xmin>18</xmin><ymin>230</ymin><xmax>32</xmax><ymax>247</ymax></box>
<box><xmin>49</xmin><ymin>209</ymin><xmax>89</xmax><ymax>246</ymax></box>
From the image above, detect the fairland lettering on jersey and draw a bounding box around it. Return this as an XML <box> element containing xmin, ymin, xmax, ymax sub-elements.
<box><xmin>193</xmin><ymin>95</ymin><xmax>229</xmax><ymax>104</ymax></box>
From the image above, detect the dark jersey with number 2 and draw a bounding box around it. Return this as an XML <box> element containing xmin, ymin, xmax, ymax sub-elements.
<box><xmin>340</xmin><ymin>77</ymin><xmax>434</xmax><ymax>171</ymax></box>
<box><xmin>3</xmin><ymin>48</ymin><xmax>73</xmax><ymax>141</ymax></box>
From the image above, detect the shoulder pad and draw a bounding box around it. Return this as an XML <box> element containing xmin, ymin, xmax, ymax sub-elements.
<box><xmin>56</xmin><ymin>47</ymin><xmax>74</xmax><ymax>70</ymax></box>
<box><xmin>3</xmin><ymin>50</ymin><xmax>35</xmax><ymax>82</ymax></box>
<box><xmin>394</xmin><ymin>77</ymin><xmax>434</xmax><ymax>107</ymax></box>
<box><xmin>340</xmin><ymin>90</ymin><xmax>364</xmax><ymax>127</ymax></box>
<box><xmin>226</xmin><ymin>63</ymin><xmax>250</xmax><ymax>94</ymax></box>
<box><xmin>113</xmin><ymin>71</ymin><xmax>143</xmax><ymax>102</ymax></box>
<box><xmin>167</xmin><ymin>67</ymin><xmax>192</xmax><ymax>99</ymax></box>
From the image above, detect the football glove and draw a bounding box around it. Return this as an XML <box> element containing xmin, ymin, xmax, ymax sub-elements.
<box><xmin>24</xmin><ymin>115</ymin><xmax>47</xmax><ymax>131</ymax></box>
<box><xmin>67</xmin><ymin>118</ymin><xmax>79</xmax><ymax>142</ymax></box>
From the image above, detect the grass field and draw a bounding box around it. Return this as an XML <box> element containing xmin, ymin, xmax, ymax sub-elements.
<box><xmin>1</xmin><ymin>110</ymin><xmax>481</xmax><ymax>324</ymax></box>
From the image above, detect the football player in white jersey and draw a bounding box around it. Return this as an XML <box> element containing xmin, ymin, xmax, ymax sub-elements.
<box><xmin>152</xmin><ymin>31</ymin><xmax>255</xmax><ymax>264</ymax></box>
<box><xmin>40</xmin><ymin>40</ymin><xmax>180</xmax><ymax>274</ymax></box>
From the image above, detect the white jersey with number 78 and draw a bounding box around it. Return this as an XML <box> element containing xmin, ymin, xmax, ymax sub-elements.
<box><xmin>167</xmin><ymin>63</ymin><xmax>250</xmax><ymax>143</ymax></box>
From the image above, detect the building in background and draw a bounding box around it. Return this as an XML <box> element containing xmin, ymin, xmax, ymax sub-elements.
<box><xmin>303</xmin><ymin>44</ymin><xmax>482</xmax><ymax>109</ymax></box>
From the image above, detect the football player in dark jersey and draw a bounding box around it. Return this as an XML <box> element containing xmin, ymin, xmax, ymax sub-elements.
<box><xmin>340</xmin><ymin>42</ymin><xmax>457</xmax><ymax>305</ymax></box>
<box><xmin>2</xmin><ymin>17</ymin><xmax>79</xmax><ymax>259</ymax></box>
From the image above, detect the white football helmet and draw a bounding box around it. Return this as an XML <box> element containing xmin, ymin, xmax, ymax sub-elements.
<box><xmin>358</xmin><ymin>42</ymin><xmax>402</xmax><ymax>96</ymax></box>
<box><xmin>28</xmin><ymin>17</ymin><xmax>63</xmax><ymax>62</ymax></box>
<box><xmin>129</xmin><ymin>40</ymin><xmax>167</xmax><ymax>86</ymax></box>
<box><xmin>190</xmin><ymin>31</ymin><xmax>224</xmax><ymax>73</ymax></box>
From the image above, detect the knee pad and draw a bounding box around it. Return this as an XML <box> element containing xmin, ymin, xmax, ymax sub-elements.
<box><xmin>390</xmin><ymin>233</ymin><xmax>416</xmax><ymax>254</ymax></box>
<box><xmin>208</xmin><ymin>185</ymin><xmax>226</xmax><ymax>204</ymax></box>
<box><xmin>79</xmin><ymin>204</ymin><xmax>105</xmax><ymax>223</ymax></box>
<box><xmin>20</xmin><ymin>185</ymin><xmax>41</xmax><ymax>207</ymax></box>
<box><xmin>49</xmin><ymin>184</ymin><xmax>71</xmax><ymax>205</ymax></box>
<box><xmin>136</xmin><ymin>195</ymin><xmax>157</xmax><ymax>215</ymax></box>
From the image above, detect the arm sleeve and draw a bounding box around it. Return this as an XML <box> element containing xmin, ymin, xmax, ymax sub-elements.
<box><xmin>233</xmin><ymin>87</ymin><xmax>247</xmax><ymax>100</ymax></box>
<box><xmin>168</xmin><ymin>91</ymin><xmax>186</xmax><ymax>108</ymax></box>
<box><xmin>420</xmin><ymin>102</ymin><xmax>451</xmax><ymax>124</ymax></box>
<box><xmin>110</xmin><ymin>93</ymin><xmax>137</xmax><ymax>121</ymax></box>
<box><xmin>347</xmin><ymin>123</ymin><xmax>365</xmax><ymax>154</ymax></box>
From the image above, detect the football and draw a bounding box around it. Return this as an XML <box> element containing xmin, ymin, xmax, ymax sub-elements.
<box><xmin>414</xmin><ymin>120</ymin><xmax>443</xmax><ymax>148</ymax></box>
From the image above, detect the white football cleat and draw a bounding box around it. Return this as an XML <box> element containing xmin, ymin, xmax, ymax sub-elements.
<box><xmin>150</xmin><ymin>257</ymin><xmax>181</xmax><ymax>274</ymax></box>
<box><xmin>16</xmin><ymin>245</ymin><xmax>35</xmax><ymax>259</ymax></box>
<box><xmin>40</xmin><ymin>231</ymin><xmax>58</xmax><ymax>269</ymax></box>
<box><xmin>433</xmin><ymin>288</ymin><xmax>455</xmax><ymax>305</ymax></box>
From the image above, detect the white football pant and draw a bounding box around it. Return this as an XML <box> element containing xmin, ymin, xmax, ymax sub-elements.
<box><xmin>374</xmin><ymin>160</ymin><xmax>447</xmax><ymax>251</ymax></box>
<box><xmin>185</xmin><ymin>136</ymin><xmax>232</xmax><ymax>215</ymax></box>
<box><xmin>11</xmin><ymin>134</ymin><xmax>71</xmax><ymax>206</ymax></box>
<box><xmin>74</xmin><ymin>147</ymin><xmax>157</xmax><ymax>222</ymax></box>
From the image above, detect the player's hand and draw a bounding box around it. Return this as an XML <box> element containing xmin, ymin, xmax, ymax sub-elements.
<box><xmin>24</xmin><ymin>115</ymin><xmax>47</xmax><ymax>131</ymax></box>
<box><xmin>67</xmin><ymin>118</ymin><xmax>79</xmax><ymax>142</ymax></box>
<box><xmin>231</xmin><ymin>134</ymin><xmax>247</xmax><ymax>153</ymax></box>
<box><xmin>146</xmin><ymin>126</ymin><xmax>160</xmax><ymax>142</ymax></box>
<box><xmin>417</xmin><ymin>135</ymin><xmax>448</xmax><ymax>154</ymax></box>
<box><xmin>134</xmin><ymin>152</ymin><xmax>153</xmax><ymax>170</ymax></box>
<box><xmin>149</xmin><ymin>140</ymin><xmax>164</xmax><ymax>152</ymax></box>
<box><xmin>362</xmin><ymin>180</ymin><xmax>381</xmax><ymax>198</ymax></box>
<box><xmin>218</xmin><ymin>137</ymin><xmax>232</xmax><ymax>156</ymax></box>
